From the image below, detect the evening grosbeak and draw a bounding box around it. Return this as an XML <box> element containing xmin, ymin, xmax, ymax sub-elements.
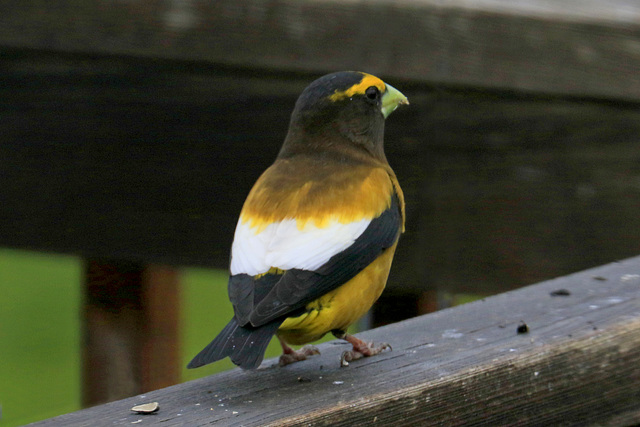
<box><xmin>188</xmin><ymin>71</ymin><xmax>408</xmax><ymax>370</ymax></box>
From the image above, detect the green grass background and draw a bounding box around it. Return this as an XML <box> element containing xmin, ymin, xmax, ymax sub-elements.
<box><xmin>0</xmin><ymin>249</ymin><xmax>82</xmax><ymax>426</ymax></box>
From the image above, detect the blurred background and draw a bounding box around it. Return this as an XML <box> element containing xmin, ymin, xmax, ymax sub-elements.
<box><xmin>2</xmin><ymin>0</ymin><xmax>640</xmax><ymax>425</ymax></box>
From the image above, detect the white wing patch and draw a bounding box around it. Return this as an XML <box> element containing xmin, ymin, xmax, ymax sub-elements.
<box><xmin>230</xmin><ymin>218</ymin><xmax>371</xmax><ymax>276</ymax></box>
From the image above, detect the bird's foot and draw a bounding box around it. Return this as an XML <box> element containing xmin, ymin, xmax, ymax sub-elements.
<box><xmin>279</xmin><ymin>344</ymin><xmax>320</xmax><ymax>367</ymax></box>
<box><xmin>340</xmin><ymin>334</ymin><xmax>392</xmax><ymax>367</ymax></box>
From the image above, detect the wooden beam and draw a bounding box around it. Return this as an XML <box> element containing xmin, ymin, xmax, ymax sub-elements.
<box><xmin>39</xmin><ymin>256</ymin><xmax>640</xmax><ymax>425</ymax></box>
<box><xmin>1</xmin><ymin>1</ymin><xmax>640</xmax><ymax>100</ymax></box>
<box><xmin>2</xmin><ymin>53</ymin><xmax>640</xmax><ymax>295</ymax></box>
<box><xmin>139</xmin><ymin>265</ymin><xmax>182</xmax><ymax>394</ymax></box>
<box><xmin>82</xmin><ymin>261</ymin><xmax>180</xmax><ymax>406</ymax></box>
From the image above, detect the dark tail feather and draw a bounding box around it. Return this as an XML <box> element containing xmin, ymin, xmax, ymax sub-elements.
<box><xmin>187</xmin><ymin>317</ymin><xmax>283</xmax><ymax>370</ymax></box>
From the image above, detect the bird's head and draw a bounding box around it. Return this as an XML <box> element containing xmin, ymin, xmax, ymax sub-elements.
<box><xmin>281</xmin><ymin>71</ymin><xmax>409</xmax><ymax>161</ymax></box>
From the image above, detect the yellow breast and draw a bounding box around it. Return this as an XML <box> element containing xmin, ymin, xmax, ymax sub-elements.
<box><xmin>240</xmin><ymin>159</ymin><xmax>396</xmax><ymax>232</ymax></box>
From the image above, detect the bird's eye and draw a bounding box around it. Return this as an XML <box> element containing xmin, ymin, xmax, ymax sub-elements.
<box><xmin>365</xmin><ymin>86</ymin><xmax>379</xmax><ymax>100</ymax></box>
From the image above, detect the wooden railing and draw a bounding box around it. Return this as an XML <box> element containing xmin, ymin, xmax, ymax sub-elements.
<box><xmin>2</xmin><ymin>0</ymin><xmax>640</xmax><ymax>100</ymax></box>
<box><xmin>32</xmin><ymin>256</ymin><xmax>640</xmax><ymax>426</ymax></box>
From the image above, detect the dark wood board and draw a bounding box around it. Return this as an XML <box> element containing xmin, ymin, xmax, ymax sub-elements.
<box><xmin>2</xmin><ymin>52</ymin><xmax>640</xmax><ymax>295</ymax></box>
<box><xmin>30</xmin><ymin>256</ymin><xmax>640</xmax><ymax>426</ymax></box>
<box><xmin>1</xmin><ymin>1</ymin><xmax>640</xmax><ymax>100</ymax></box>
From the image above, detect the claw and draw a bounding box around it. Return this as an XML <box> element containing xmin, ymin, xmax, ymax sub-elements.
<box><xmin>279</xmin><ymin>344</ymin><xmax>320</xmax><ymax>367</ymax></box>
<box><xmin>339</xmin><ymin>335</ymin><xmax>391</xmax><ymax>367</ymax></box>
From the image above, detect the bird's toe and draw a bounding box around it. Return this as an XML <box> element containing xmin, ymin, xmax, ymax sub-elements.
<box><xmin>279</xmin><ymin>345</ymin><xmax>321</xmax><ymax>367</ymax></box>
<box><xmin>340</xmin><ymin>338</ymin><xmax>392</xmax><ymax>367</ymax></box>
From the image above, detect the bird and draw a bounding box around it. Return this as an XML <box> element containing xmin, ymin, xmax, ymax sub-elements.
<box><xmin>187</xmin><ymin>71</ymin><xmax>409</xmax><ymax>370</ymax></box>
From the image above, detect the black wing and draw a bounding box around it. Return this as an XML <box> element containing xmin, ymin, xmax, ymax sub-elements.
<box><xmin>228</xmin><ymin>194</ymin><xmax>402</xmax><ymax>327</ymax></box>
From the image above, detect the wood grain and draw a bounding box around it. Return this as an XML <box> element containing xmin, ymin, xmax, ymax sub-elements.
<box><xmin>1</xmin><ymin>0</ymin><xmax>640</xmax><ymax>99</ymax></box>
<box><xmin>34</xmin><ymin>256</ymin><xmax>640</xmax><ymax>426</ymax></box>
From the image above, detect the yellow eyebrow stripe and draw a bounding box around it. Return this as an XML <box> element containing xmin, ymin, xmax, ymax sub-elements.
<box><xmin>329</xmin><ymin>73</ymin><xmax>386</xmax><ymax>101</ymax></box>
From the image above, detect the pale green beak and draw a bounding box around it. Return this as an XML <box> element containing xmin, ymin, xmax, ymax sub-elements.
<box><xmin>381</xmin><ymin>83</ymin><xmax>409</xmax><ymax>118</ymax></box>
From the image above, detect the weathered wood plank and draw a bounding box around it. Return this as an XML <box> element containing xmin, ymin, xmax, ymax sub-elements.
<box><xmin>1</xmin><ymin>0</ymin><xmax>640</xmax><ymax>100</ymax></box>
<box><xmin>33</xmin><ymin>256</ymin><xmax>640</xmax><ymax>426</ymax></box>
